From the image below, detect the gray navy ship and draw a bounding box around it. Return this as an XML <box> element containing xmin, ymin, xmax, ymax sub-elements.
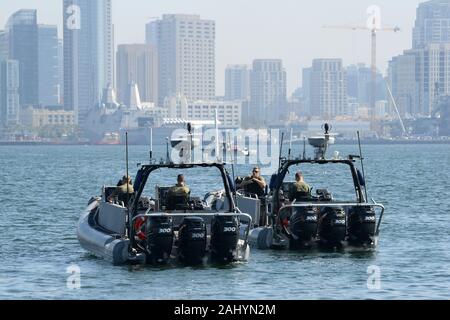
<box><xmin>83</xmin><ymin>83</ymin><xmax>215</xmax><ymax>145</ymax></box>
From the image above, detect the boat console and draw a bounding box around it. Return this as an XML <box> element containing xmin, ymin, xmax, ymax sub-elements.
<box><xmin>154</xmin><ymin>186</ymin><xmax>209</xmax><ymax>212</ymax></box>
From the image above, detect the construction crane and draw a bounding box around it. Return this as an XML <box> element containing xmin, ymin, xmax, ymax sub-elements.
<box><xmin>323</xmin><ymin>9</ymin><xmax>400</xmax><ymax>132</ymax></box>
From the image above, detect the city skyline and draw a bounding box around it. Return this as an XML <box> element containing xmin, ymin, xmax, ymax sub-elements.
<box><xmin>63</xmin><ymin>0</ymin><xmax>113</xmax><ymax>125</ymax></box>
<box><xmin>0</xmin><ymin>0</ymin><xmax>422</xmax><ymax>95</ymax></box>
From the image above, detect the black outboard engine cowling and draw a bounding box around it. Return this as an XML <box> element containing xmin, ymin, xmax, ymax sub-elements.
<box><xmin>178</xmin><ymin>217</ymin><xmax>207</xmax><ymax>265</ymax></box>
<box><xmin>211</xmin><ymin>216</ymin><xmax>239</xmax><ymax>263</ymax></box>
<box><xmin>289</xmin><ymin>207</ymin><xmax>319</xmax><ymax>247</ymax></box>
<box><xmin>319</xmin><ymin>207</ymin><xmax>346</xmax><ymax>248</ymax></box>
<box><xmin>348</xmin><ymin>206</ymin><xmax>376</xmax><ymax>246</ymax></box>
<box><xmin>145</xmin><ymin>216</ymin><xmax>174</xmax><ymax>264</ymax></box>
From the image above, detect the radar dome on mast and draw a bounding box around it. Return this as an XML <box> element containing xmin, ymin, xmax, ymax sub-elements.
<box><xmin>308</xmin><ymin>123</ymin><xmax>335</xmax><ymax>160</ymax></box>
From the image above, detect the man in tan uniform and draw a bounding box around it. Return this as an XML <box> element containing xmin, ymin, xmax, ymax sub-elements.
<box><xmin>167</xmin><ymin>174</ymin><xmax>190</xmax><ymax>209</ymax></box>
<box><xmin>237</xmin><ymin>167</ymin><xmax>266</xmax><ymax>198</ymax></box>
<box><xmin>170</xmin><ymin>174</ymin><xmax>190</xmax><ymax>196</ymax></box>
<box><xmin>108</xmin><ymin>175</ymin><xmax>135</xmax><ymax>204</ymax></box>
<box><xmin>290</xmin><ymin>171</ymin><xmax>311</xmax><ymax>201</ymax></box>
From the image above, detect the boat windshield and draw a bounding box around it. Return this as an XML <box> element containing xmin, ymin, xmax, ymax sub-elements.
<box><xmin>141</xmin><ymin>166</ymin><xmax>230</xmax><ymax>212</ymax></box>
<box><xmin>282</xmin><ymin>162</ymin><xmax>358</xmax><ymax>203</ymax></box>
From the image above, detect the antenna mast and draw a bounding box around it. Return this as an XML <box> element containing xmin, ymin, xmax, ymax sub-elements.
<box><xmin>149</xmin><ymin>128</ymin><xmax>153</xmax><ymax>162</ymax></box>
<box><xmin>125</xmin><ymin>132</ymin><xmax>131</xmax><ymax>241</ymax></box>
<box><xmin>357</xmin><ymin>131</ymin><xmax>369</xmax><ymax>201</ymax></box>
<box><xmin>215</xmin><ymin>109</ymin><xmax>220</xmax><ymax>162</ymax></box>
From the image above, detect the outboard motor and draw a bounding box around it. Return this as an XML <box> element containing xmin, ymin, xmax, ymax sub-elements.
<box><xmin>318</xmin><ymin>207</ymin><xmax>347</xmax><ymax>248</ymax></box>
<box><xmin>348</xmin><ymin>206</ymin><xmax>376</xmax><ymax>246</ymax></box>
<box><xmin>178</xmin><ymin>217</ymin><xmax>207</xmax><ymax>265</ymax></box>
<box><xmin>145</xmin><ymin>216</ymin><xmax>174</xmax><ymax>264</ymax></box>
<box><xmin>211</xmin><ymin>216</ymin><xmax>239</xmax><ymax>263</ymax></box>
<box><xmin>289</xmin><ymin>207</ymin><xmax>319</xmax><ymax>248</ymax></box>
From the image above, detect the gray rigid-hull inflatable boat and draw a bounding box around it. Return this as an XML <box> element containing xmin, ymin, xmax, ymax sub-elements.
<box><xmin>77</xmin><ymin>162</ymin><xmax>252</xmax><ymax>266</ymax></box>
<box><xmin>247</xmin><ymin>124</ymin><xmax>385</xmax><ymax>251</ymax></box>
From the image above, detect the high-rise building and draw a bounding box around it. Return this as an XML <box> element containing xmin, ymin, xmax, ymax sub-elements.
<box><xmin>310</xmin><ymin>59</ymin><xmax>347</xmax><ymax>118</ymax></box>
<box><xmin>58</xmin><ymin>39</ymin><xmax>64</xmax><ymax>104</ymax></box>
<box><xmin>0</xmin><ymin>60</ymin><xmax>20</xmax><ymax>126</ymax></box>
<box><xmin>416</xmin><ymin>43</ymin><xmax>450</xmax><ymax>115</ymax></box>
<box><xmin>0</xmin><ymin>30</ymin><xmax>20</xmax><ymax>127</ymax></box>
<box><xmin>390</xmin><ymin>44</ymin><xmax>450</xmax><ymax>117</ymax></box>
<box><xmin>146</xmin><ymin>14</ymin><xmax>216</xmax><ymax>105</ymax></box>
<box><xmin>164</xmin><ymin>95</ymin><xmax>241</xmax><ymax>128</ymax></box>
<box><xmin>413</xmin><ymin>0</ymin><xmax>450</xmax><ymax>49</ymax></box>
<box><xmin>187</xmin><ymin>100</ymin><xmax>241</xmax><ymax>128</ymax></box>
<box><xmin>63</xmin><ymin>0</ymin><xmax>114</xmax><ymax>124</ymax></box>
<box><xmin>0</xmin><ymin>30</ymin><xmax>8</xmax><ymax>61</ymax></box>
<box><xmin>345</xmin><ymin>64</ymin><xmax>386</xmax><ymax>106</ymax></box>
<box><xmin>6</xmin><ymin>9</ymin><xmax>39</xmax><ymax>107</ymax></box>
<box><xmin>388</xmin><ymin>54</ymin><xmax>418</xmax><ymax>117</ymax></box>
<box><xmin>116</xmin><ymin>44</ymin><xmax>158</xmax><ymax>105</ymax></box>
<box><xmin>250</xmin><ymin>59</ymin><xmax>287</xmax><ymax>126</ymax></box>
<box><xmin>390</xmin><ymin>0</ymin><xmax>450</xmax><ymax>117</ymax></box>
<box><xmin>301</xmin><ymin>67</ymin><xmax>312</xmax><ymax>116</ymax></box>
<box><xmin>225</xmin><ymin>65</ymin><xmax>250</xmax><ymax>101</ymax></box>
<box><xmin>38</xmin><ymin>25</ymin><xmax>60</xmax><ymax>106</ymax></box>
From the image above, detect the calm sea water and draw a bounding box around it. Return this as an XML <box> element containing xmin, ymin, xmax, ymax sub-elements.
<box><xmin>0</xmin><ymin>143</ymin><xmax>449</xmax><ymax>300</ymax></box>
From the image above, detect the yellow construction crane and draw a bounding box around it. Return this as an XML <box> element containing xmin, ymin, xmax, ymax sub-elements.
<box><xmin>323</xmin><ymin>11</ymin><xmax>400</xmax><ymax>132</ymax></box>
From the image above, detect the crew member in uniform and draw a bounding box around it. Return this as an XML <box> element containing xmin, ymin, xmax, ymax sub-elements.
<box><xmin>290</xmin><ymin>171</ymin><xmax>311</xmax><ymax>201</ymax></box>
<box><xmin>237</xmin><ymin>167</ymin><xmax>266</xmax><ymax>198</ymax></box>
<box><xmin>168</xmin><ymin>174</ymin><xmax>190</xmax><ymax>209</ymax></box>
<box><xmin>237</xmin><ymin>167</ymin><xmax>267</xmax><ymax>225</ymax></box>
<box><xmin>108</xmin><ymin>175</ymin><xmax>135</xmax><ymax>204</ymax></box>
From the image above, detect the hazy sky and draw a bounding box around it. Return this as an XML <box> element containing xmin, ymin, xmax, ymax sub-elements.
<box><xmin>0</xmin><ymin>0</ymin><xmax>423</xmax><ymax>95</ymax></box>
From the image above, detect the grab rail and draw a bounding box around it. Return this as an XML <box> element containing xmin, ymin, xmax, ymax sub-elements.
<box><xmin>278</xmin><ymin>201</ymin><xmax>385</xmax><ymax>236</ymax></box>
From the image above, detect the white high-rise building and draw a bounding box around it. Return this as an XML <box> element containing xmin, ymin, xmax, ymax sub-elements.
<box><xmin>310</xmin><ymin>59</ymin><xmax>347</xmax><ymax>118</ymax></box>
<box><xmin>0</xmin><ymin>60</ymin><xmax>20</xmax><ymax>126</ymax></box>
<box><xmin>146</xmin><ymin>14</ymin><xmax>216</xmax><ymax>105</ymax></box>
<box><xmin>225</xmin><ymin>65</ymin><xmax>250</xmax><ymax>101</ymax></box>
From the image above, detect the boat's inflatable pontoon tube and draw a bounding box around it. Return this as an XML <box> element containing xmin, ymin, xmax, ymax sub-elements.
<box><xmin>77</xmin><ymin>201</ymin><xmax>130</xmax><ymax>265</ymax></box>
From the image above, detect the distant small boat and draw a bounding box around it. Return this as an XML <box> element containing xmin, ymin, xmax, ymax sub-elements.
<box><xmin>96</xmin><ymin>132</ymin><xmax>120</xmax><ymax>145</ymax></box>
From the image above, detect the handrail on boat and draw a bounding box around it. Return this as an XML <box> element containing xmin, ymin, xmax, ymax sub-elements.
<box><xmin>278</xmin><ymin>201</ymin><xmax>385</xmax><ymax>236</ymax></box>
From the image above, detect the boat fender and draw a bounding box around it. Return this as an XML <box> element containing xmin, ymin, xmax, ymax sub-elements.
<box><xmin>258</xmin><ymin>227</ymin><xmax>274</xmax><ymax>249</ymax></box>
<box><xmin>134</xmin><ymin>216</ymin><xmax>147</xmax><ymax>240</ymax></box>
<box><xmin>249</xmin><ymin>227</ymin><xmax>273</xmax><ymax>250</ymax></box>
